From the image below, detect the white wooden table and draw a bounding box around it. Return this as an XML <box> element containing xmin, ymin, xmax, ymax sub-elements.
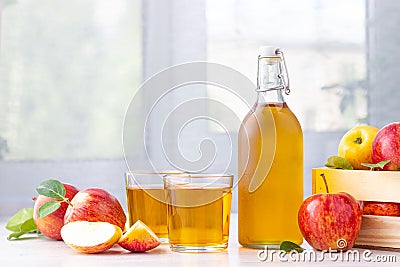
<box><xmin>1</xmin><ymin>214</ymin><xmax>399</xmax><ymax>266</ymax></box>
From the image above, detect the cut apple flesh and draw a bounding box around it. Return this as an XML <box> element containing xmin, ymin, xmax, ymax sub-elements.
<box><xmin>61</xmin><ymin>221</ymin><xmax>122</xmax><ymax>253</ymax></box>
<box><xmin>118</xmin><ymin>220</ymin><xmax>160</xmax><ymax>252</ymax></box>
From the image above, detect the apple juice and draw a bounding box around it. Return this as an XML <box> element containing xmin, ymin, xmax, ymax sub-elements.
<box><xmin>165</xmin><ymin>187</ymin><xmax>232</xmax><ymax>248</ymax></box>
<box><xmin>238</xmin><ymin>47</ymin><xmax>303</xmax><ymax>248</ymax></box>
<box><xmin>126</xmin><ymin>186</ymin><xmax>168</xmax><ymax>240</ymax></box>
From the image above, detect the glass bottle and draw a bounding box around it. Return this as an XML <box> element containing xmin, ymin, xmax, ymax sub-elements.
<box><xmin>238</xmin><ymin>46</ymin><xmax>303</xmax><ymax>248</ymax></box>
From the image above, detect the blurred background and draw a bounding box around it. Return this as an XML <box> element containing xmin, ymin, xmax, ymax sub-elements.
<box><xmin>1</xmin><ymin>0</ymin><xmax>399</xmax><ymax>216</ymax></box>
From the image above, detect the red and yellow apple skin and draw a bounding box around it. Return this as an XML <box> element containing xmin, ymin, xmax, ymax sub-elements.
<box><xmin>64</xmin><ymin>188</ymin><xmax>126</xmax><ymax>231</ymax></box>
<box><xmin>298</xmin><ymin>192</ymin><xmax>362</xmax><ymax>251</ymax></box>
<box><xmin>33</xmin><ymin>184</ymin><xmax>79</xmax><ymax>240</ymax></box>
<box><xmin>372</xmin><ymin>122</ymin><xmax>400</xmax><ymax>171</ymax></box>
<box><xmin>118</xmin><ymin>220</ymin><xmax>160</xmax><ymax>252</ymax></box>
<box><xmin>338</xmin><ymin>125</ymin><xmax>379</xmax><ymax>170</ymax></box>
<box><xmin>362</xmin><ymin>201</ymin><xmax>400</xmax><ymax>216</ymax></box>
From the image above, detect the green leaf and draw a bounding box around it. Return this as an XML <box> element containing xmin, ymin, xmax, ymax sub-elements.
<box><xmin>7</xmin><ymin>231</ymin><xmax>27</xmax><ymax>240</ymax></box>
<box><xmin>325</xmin><ymin>156</ymin><xmax>354</xmax><ymax>170</ymax></box>
<box><xmin>7</xmin><ymin>218</ymin><xmax>38</xmax><ymax>240</ymax></box>
<box><xmin>280</xmin><ymin>241</ymin><xmax>304</xmax><ymax>253</ymax></box>
<box><xmin>6</xmin><ymin>209</ymin><xmax>38</xmax><ymax>240</ymax></box>
<box><xmin>361</xmin><ymin>160</ymin><xmax>391</xmax><ymax>171</ymax></box>
<box><xmin>36</xmin><ymin>179</ymin><xmax>65</xmax><ymax>200</ymax></box>
<box><xmin>38</xmin><ymin>201</ymin><xmax>61</xmax><ymax>218</ymax></box>
<box><xmin>6</xmin><ymin>208</ymin><xmax>34</xmax><ymax>232</ymax></box>
<box><xmin>20</xmin><ymin>217</ymin><xmax>37</xmax><ymax>232</ymax></box>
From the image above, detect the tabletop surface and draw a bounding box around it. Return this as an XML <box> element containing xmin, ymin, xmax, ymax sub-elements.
<box><xmin>1</xmin><ymin>214</ymin><xmax>399</xmax><ymax>267</ymax></box>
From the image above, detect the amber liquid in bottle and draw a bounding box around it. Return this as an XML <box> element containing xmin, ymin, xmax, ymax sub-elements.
<box><xmin>238</xmin><ymin>50</ymin><xmax>303</xmax><ymax>248</ymax></box>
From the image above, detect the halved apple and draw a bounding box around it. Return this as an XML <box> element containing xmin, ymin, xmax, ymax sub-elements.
<box><xmin>118</xmin><ymin>220</ymin><xmax>160</xmax><ymax>252</ymax></box>
<box><xmin>61</xmin><ymin>221</ymin><xmax>122</xmax><ymax>253</ymax></box>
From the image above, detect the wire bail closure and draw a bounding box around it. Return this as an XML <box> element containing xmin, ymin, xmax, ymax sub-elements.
<box><xmin>275</xmin><ymin>48</ymin><xmax>291</xmax><ymax>95</ymax></box>
<box><xmin>256</xmin><ymin>48</ymin><xmax>291</xmax><ymax>95</ymax></box>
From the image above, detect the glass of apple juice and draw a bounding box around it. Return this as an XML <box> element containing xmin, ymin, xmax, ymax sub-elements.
<box><xmin>164</xmin><ymin>173</ymin><xmax>233</xmax><ymax>253</ymax></box>
<box><xmin>125</xmin><ymin>171</ymin><xmax>183</xmax><ymax>243</ymax></box>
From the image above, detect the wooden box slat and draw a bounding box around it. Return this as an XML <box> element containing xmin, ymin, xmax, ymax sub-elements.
<box><xmin>356</xmin><ymin>215</ymin><xmax>400</xmax><ymax>249</ymax></box>
<box><xmin>312</xmin><ymin>168</ymin><xmax>400</xmax><ymax>202</ymax></box>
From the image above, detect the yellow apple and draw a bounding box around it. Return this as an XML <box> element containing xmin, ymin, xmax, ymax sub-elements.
<box><xmin>61</xmin><ymin>221</ymin><xmax>122</xmax><ymax>253</ymax></box>
<box><xmin>338</xmin><ymin>125</ymin><xmax>379</xmax><ymax>170</ymax></box>
<box><xmin>118</xmin><ymin>220</ymin><xmax>160</xmax><ymax>252</ymax></box>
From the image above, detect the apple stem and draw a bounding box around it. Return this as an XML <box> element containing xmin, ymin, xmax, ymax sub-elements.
<box><xmin>64</xmin><ymin>198</ymin><xmax>73</xmax><ymax>207</ymax></box>
<box><xmin>320</xmin><ymin>173</ymin><xmax>329</xmax><ymax>193</ymax></box>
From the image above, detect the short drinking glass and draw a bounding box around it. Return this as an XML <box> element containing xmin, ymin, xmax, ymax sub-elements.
<box><xmin>125</xmin><ymin>171</ymin><xmax>182</xmax><ymax>242</ymax></box>
<box><xmin>164</xmin><ymin>173</ymin><xmax>233</xmax><ymax>252</ymax></box>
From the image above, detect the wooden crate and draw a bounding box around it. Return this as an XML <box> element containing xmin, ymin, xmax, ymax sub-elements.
<box><xmin>312</xmin><ymin>168</ymin><xmax>400</xmax><ymax>250</ymax></box>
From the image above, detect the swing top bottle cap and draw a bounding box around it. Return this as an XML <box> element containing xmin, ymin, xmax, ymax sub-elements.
<box><xmin>258</xmin><ymin>46</ymin><xmax>279</xmax><ymax>57</ymax></box>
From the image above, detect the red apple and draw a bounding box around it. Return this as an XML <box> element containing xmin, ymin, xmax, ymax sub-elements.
<box><xmin>362</xmin><ymin>201</ymin><xmax>400</xmax><ymax>216</ymax></box>
<box><xmin>64</xmin><ymin>188</ymin><xmax>126</xmax><ymax>231</ymax></box>
<box><xmin>372</xmin><ymin>122</ymin><xmax>400</xmax><ymax>170</ymax></box>
<box><xmin>33</xmin><ymin>184</ymin><xmax>79</xmax><ymax>240</ymax></box>
<box><xmin>298</xmin><ymin>176</ymin><xmax>362</xmax><ymax>251</ymax></box>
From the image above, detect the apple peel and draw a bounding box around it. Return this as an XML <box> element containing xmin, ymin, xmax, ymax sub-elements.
<box><xmin>61</xmin><ymin>221</ymin><xmax>122</xmax><ymax>253</ymax></box>
<box><xmin>118</xmin><ymin>220</ymin><xmax>160</xmax><ymax>252</ymax></box>
<box><xmin>64</xmin><ymin>188</ymin><xmax>127</xmax><ymax>232</ymax></box>
<box><xmin>34</xmin><ymin>183</ymin><xmax>79</xmax><ymax>240</ymax></box>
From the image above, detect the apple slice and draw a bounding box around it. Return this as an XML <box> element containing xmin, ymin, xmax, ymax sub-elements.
<box><xmin>118</xmin><ymin>220</ymin><xmax>160</xmax><ymax>252</ymax></box>
<box><xmin>61</xmin><ymin>221</ymin><xmax>122</xmax><ymax>253</ymax></box>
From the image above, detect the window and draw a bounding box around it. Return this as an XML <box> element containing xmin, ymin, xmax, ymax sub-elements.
<box><xmin>2</xmin><ymin>0</ymin><xmax>400</xmax><ymax>216</ymax></box>
<box><xmin>0</xmin><ymin>0</ymin><xmax>141</xmax><ymax>160</ymax></box>
<box><xmin>0</xmin><ymin>0</ymin><xmax>141</xmax><ymax>215</ymax></box>
<box><xmin>207</xmin><ymin>0</ymin><xmax>367</xmax><ymax>131</ymax></box>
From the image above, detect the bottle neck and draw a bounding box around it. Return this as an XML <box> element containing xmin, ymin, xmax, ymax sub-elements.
<box><xmin>256</xmin><ymin>56</ymin><xmax>285</xmax><ymax>104</ymax></box>
<box><xmin>257</xmin><ymin>89</ymin><xmax>285</xmax><ymax>105</ymax></box>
